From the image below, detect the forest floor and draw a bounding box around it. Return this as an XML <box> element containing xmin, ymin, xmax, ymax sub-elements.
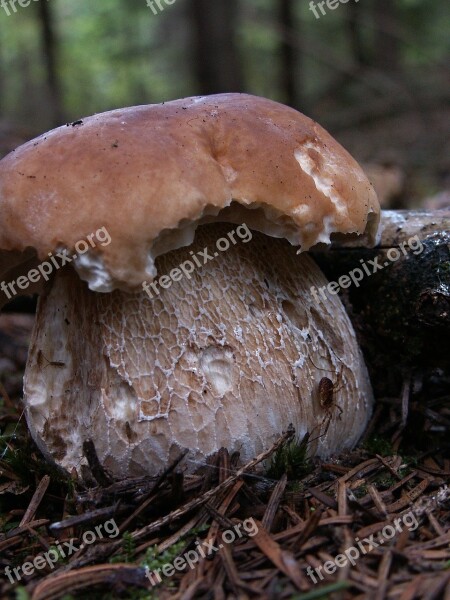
<box><xmin>0</xmin><ymin>313</ymin><xmax>449</xmax><ymax>600</ymax></box>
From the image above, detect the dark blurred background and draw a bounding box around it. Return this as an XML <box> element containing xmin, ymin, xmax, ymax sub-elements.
<box><xmin>0</xmin><ymin>0</ymin><xmax>449</xmax><ymax>207</ymax></box>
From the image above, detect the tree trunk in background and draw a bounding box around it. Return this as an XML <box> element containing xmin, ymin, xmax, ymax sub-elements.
<box><xmin>278</xmin><ymin>0</ymin><xmax>301</xmax><ymax>109</ymax></box>
<box><xmin>347</xmin><ymin>1</ymin><xmax>372</xmax><ymax>68</ymax></box>
<box><xmin>37</xmin><ymin>0</ymin><xmax>64</xmax><ymax>125</ymax></box>
<box><xmin>189</xmin><ymin>0</ymin><xmax>243</xmax><ymax>94</ymax></box>
<box><xmin>0</xmin><ymin>35</ymin><xmax>3</xmax><ymax>117</ymax></box>
<box><xmin>374</xmin><ymin>0</ymin><xmax>400</xmax><ymax>72</ymax></box>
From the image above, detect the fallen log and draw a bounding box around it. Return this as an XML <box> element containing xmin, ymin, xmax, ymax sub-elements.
<box><xmin>329</xmin><ymin>208</ymin><xmax>450</xmax><ymax>248</ymax></box>
<box><xmin>312</xmin><ymin>209</ymin><xmax>450</xmax><ymax>397</ymax></box>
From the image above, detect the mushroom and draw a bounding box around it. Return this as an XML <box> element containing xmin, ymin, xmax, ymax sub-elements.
<box><xmin>0</xmin><ymin>94</ymin><xmax>379</xmax><ymax>478</ymax></box>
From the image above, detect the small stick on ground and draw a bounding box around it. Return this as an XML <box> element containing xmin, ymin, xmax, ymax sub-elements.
<box><xmin>262</xmin><ymin>473</ymin><xmax>287</xmax><ymax>532</ymax></box>
<box><xmin>20</xmin><ymin>475</ymin><xmax>50</xmax><ymax>527</ymax></box>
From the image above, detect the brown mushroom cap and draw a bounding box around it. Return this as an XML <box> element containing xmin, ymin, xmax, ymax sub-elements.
<box><xmin>0</xmin><ymin>93</ymin><xmax>379</xmax><ymax>294</ymax></box>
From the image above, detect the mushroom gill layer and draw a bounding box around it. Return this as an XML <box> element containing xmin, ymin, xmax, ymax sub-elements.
<box><xmin>24</xmin><ymin>224</ymin><xmax>373</xmax><ymax>478</ymax></box>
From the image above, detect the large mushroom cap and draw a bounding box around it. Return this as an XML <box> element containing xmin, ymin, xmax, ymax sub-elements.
<box><xmin>0</xmin><ymin>94</ymin><xmax>380</xmax><ymax>478</ymax></box>
<box><xmin>0</xmin><ymin>93</ymin><xmax>379</xmax><ymax>297</ymax></box>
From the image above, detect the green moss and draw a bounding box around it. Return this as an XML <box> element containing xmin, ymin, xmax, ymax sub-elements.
<box><xmin>363</xmin><ymin>435</ymin><xmax>393</xmax><ymax>456</ymax></box>
<box><xmin>266</xmin><ymin>433</ymin><xmax>312</xmax><ymax>480</ymax></box>
<box><xmin>15</xmin><ymin>588</ymin><xmax>31</xmax><ymax>600</ymax></box>
<box><xmin>374</xmin><ymin>473</ymin><xmax>397</xmax><ymax>489</ymax></box>
<box><xmin>110</xmin><ymin>532</ymin><xmax>136</xmax><ymax>564</ymax></box>
<box><xmin>353</xmin><ymin>484</ymin><xmax>368</xmax><ymax>498</ymax></box>
<box><xmin>398</xmin><ymin>454</ymin><xmax>419</xmax><ymax>478</ymax></box>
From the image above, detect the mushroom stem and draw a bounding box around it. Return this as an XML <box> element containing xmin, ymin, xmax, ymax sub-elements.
<box><xmin>24</xmin><ymin>224</ymin><xmax>373</xmax><ymax>478</ymax></box>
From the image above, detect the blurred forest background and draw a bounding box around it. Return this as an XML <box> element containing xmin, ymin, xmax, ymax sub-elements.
<box><xmin>0</xmin><ymin>0</ymin><xmax>449</xmax><ymax>207</ymax></box>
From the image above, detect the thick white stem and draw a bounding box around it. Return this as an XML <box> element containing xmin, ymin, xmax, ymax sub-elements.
<box><xmin>24</xmin><ymin>225</ymin><xmax>373</xmax><ymax>478</ymax></box>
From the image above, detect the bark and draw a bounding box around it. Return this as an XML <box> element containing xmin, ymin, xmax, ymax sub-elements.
<box><xmin>327</xmin><ymin>210</ymin><xmax>450</xmax><ymax>249</ymax></box>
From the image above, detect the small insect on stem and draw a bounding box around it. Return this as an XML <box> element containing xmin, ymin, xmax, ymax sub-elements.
<box><xmin>37</xmin><ymin>350</ymin><xmax>66</xmax><ymax>370</ymax></box>
<box><xmin>308</xmin><ymin>352</ymin><xmax>345</xmax><ymax>434</ymax></box>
